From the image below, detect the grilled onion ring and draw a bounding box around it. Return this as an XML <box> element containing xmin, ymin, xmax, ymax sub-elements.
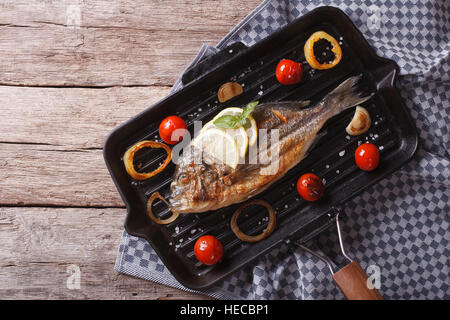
<box><xmin>231</xmin><ymin>200</ymin><xmax>276</xmax><ymax>243</ymax></box>
<box><xmin>147</xmin><ymin>192</ymin><xmax>179</xmax><ymax>225</ymax></box>
<box><xmin>304</xmin><ymin>31</ymin><xmax>342</xmax><ymax>70</ymax></box>
<box><xmin>123</xmin><ymin>140</ymin><xmax>171</xmax><ymax>180</ymax></box>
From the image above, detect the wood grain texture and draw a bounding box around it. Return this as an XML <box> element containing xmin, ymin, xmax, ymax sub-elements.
<box><xmin>0</xmin><ymin>0</ymin><xmax>263</xmax><ymax>299</ymax></box>
<box><xmin>0</xmin><ymin>144</ymin><xmax>123</xmax><ymax>207</ymax></box>
<box><xmin>0</xmin><ymin>0</ymin><xmax>261</xmax><ymax>87</ymax></box>
<box><xmin>0</xmin><ymin>86</ymin><xmax>169</xmax><ymax>207</ymax></box>
<box><xmin>0</xmin><ymin>85</ymin><xmax>171</xmax><ymax>148</ymax></box>
<box><xmin>0</xmin><ymin>207</ymin><xmax>209</xmax><ymax>299</ymax></box>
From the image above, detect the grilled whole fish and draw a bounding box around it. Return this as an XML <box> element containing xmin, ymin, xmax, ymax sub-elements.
<box><xmin>169</xmin><ymin>76</ymin><xmax>372</xmax><ymax>213</ymax></box>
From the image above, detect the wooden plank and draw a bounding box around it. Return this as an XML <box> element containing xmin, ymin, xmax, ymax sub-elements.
<box><xmin>0</xmin><ymin>26</ymin><xmax>209</xmax><ymax>87</ymax></box>
<box><xmin>0</xmin><ymin>85</ymin><xmax>170</xmax><ymax>207</ymax></box>
<box><xmin>0</xmin><ymin>85</ymin><xmax>171</xmax><ymax>149</ymax></box>
<box><xmin>0</xmin><ymin>206</ymin><xmax>209</xmax><ymax>299</ymax></box>
<box><xmin>0</xmin><ymin>0</ymin><xmax>262</xmax><ymax>87</ymax></box>
<box><xmin>0</xmin><ymin>144</ymin><xmax>123</xmax><ymax>207</ymax></box>
<box><xmin>0</xmin><ymin>0</ymin><xmax>263</xmax><ymax>299</ymax></box>
<box><xmin>0</xmin><ymin>0</ymin><xmax>260</xmax><ymax>31</ymax></box>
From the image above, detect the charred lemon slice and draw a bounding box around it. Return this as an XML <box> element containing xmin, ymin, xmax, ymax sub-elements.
<box><xmin>192</xmin><ymin>128</ymin><xmax>240</xmax><ymax>169</ymax></box>
<box><xmin>304</xmin><ymin>31</ymin><xmax>342</xmax><ymax>70</ymax></box>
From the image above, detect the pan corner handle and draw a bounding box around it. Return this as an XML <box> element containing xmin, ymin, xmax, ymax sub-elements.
<box><xmin>181</xmin><ymin>42</ymin><xmax>248</xmax><ymax>86</ymax></box>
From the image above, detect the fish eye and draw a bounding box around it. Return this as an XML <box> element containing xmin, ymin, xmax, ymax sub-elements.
<box><xmin>178</xmin><ymin>173</ymin><xmax>190</xmax><ymax>185</ymax></box>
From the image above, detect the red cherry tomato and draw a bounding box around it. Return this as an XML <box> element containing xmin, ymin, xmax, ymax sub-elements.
<box><xmin>276</xmin><ymin>59</ymin><xmax>303</xmax><ymax>85</ymax></box>
<box><xmin>297</xmin><ymin>173</ymin><xmax>324</xmax><ymax>202</ymax></box>
<box><xmin>159</xmin><ymin>116</ymin><xmax>187</xmax><ymax>145</ymax></box>
<box><xmin>355</xmin><ymin>143</ymin><xmax>380</xmax><ymax>171</ymax></box>
<box><xmin>194</xmin><ymin>235</ymin><xmax>223</xmax><ymax>265</ymax></box>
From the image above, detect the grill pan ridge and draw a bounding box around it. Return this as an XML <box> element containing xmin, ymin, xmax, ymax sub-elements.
<box><xmin>104</xmin><ymin>7</ymin><xmax>418</xmax><ymax>289</ymax></box>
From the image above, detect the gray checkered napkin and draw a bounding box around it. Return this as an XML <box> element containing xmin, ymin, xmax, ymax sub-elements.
<box><xmin>115</xmin><ymin>0</ymin><xmax>450</xmax><ymax>299</ymax></box>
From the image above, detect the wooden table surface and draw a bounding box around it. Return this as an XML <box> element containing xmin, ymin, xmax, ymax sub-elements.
<box><xmin>0</xmin><ymin>0</ymin><xmax>262</xmax><ymax>300</ymax></box>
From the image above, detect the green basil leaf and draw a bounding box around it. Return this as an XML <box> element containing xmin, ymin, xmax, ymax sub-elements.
<box><xmin>239</xmin><ymin>117</ymin><xmax>248</xmax><ymax>126</ymax></box>
<box><xmin>213</xmin><ymin>115</ymin><xmax>239</xmax><ymax>129</ymax></box>
<box><xmin>239</xmin><ymin>101</ymin><xmax>259</xmax><ymax>120</ymax></box>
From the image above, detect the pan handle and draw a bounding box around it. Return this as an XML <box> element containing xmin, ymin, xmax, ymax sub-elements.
<box><xmin>333</xmin><ymin>260</ymin><xmax>383</xmax><ymax>300</ymax></box>
<box><xmin>333</xmin><ymin>210</ymin><xmax>383</xmax><ymax>300</ymax></box>
<box><xmin>294</xmin><ymin>208</ymin><xmax>384</xmax><ymax>300</ymax></box>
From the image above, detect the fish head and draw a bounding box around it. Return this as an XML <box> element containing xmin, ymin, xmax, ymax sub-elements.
<box><xmin>169</xmin><ymin>158</ymin><xmax>224</xmax><ymax>214</ymax></box>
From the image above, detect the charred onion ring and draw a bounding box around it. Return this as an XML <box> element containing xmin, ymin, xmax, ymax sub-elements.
<box><xmin>147</xmin><ymin>192</ymin><xmax>179</xmax><ymax>225</ymax></box>
<box><xmin>123</xmin><ymin>140</ymin><xmax>171</xmax><ymax>180</ymax></box>
<box><xmin>304</xmin><ymin>31</ymin><xmax>342</xmax><ymax>70</ymax></box>
<box><xmin>231</xmin><ymin>199</ymin><xmax>276</xmax><ymax>243</ymax></box>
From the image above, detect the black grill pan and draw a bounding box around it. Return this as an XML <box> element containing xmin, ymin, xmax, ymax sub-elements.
<box><xmin>104</xmin><ymin>6</ymin><xmax>417</xmax><ymax>290</ymax></box>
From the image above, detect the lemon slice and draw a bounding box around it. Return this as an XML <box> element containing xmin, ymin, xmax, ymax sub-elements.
<box><xmin>225</xmin><ymin>125</ymin><xmax>248</xmax><ymax>158</ymax></box>
<box><xmin>200</xmin><ymin>121</ymin><xmax>247</xmax><ymax>158</ymax></box>
<box><xmin>243</xmin><ymin>116</ymin><xmax>257</xmax><ymax>147</ymax></box>
<box><xmin>200</xmin><ymin>119</ymin><xmax>216</xmax><ymax>132</ymax></box>
<box><xmin>192</xmin><ymin>128</ymin><xmax>240</xmax><ymax>169</ymax></box>
<box><xmin>211</xmin><ymin>107</ymin><xmax>258</xmax><ymax>147</ymax></box>
<box><xmin>200</xmin><ymin>109</ymin><xmax>250</xmax><ymax>158</ymax></box>
<box><xmin>213</xmin><ymin>107</ymin><xmax>245</xmax><ymax>120</ymax></box>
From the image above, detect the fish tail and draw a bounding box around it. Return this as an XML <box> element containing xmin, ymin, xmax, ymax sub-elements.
<box><xmin>320</xmin><ymin>75</ymin><xmax>374</xmax><ymax>117</ymax></box>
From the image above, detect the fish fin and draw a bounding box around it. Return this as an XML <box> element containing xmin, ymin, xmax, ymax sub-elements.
<box><xmin>268</xmin><ymin>100</ymin><xmax>311</xmax><ymax>109</ymax></box>
<box><xmin>296</xmin><ymin>100</ymin><xmax>311</xmax><ymax>109</ymax></box>
<box><xmin>321</xmin><ymin>75</ymin><xmax>374</xmax><ymax>117</ymax></box>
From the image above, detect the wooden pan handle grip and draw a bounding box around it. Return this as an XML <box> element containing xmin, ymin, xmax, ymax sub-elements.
<box><xmin>332</xmin><ymin>261</ymin><xmax>383</xmax><ymax>300</ymax></box>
